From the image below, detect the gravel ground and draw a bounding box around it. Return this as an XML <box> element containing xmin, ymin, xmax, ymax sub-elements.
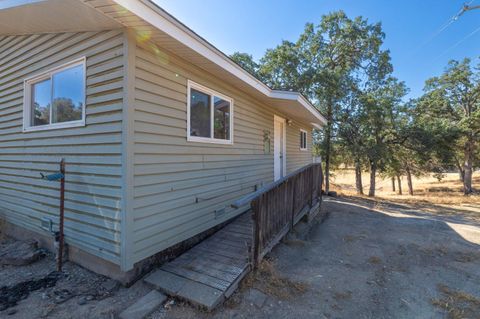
<box><xmin>0</xmin><ymin>245</ymin><xmax>152</xmax><ymax>318</ymax></box>
<box><xmin>1</xmin><ymin>196</ymin><xmax>479</xmax><ymax>318</ymax></box>
<box><xmin>152</xmin><ymin>197</ymin><xmax>480</xmax><ymax>319</ymax></box>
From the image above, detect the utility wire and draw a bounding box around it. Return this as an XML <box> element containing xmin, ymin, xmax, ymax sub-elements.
<box><xmin>433</xmin><ymin>23</ymin><xmax>480</xmax><ymax>61</ymax></box>
<box><xmin>417</xmin><ymin>0</ymin><xmax>474</xmax><ymax>50</ymax></box>
<box><xmin>410</xmin><ymin>1</ymin><xmax>476</xmax><ymax>57</ymax></box>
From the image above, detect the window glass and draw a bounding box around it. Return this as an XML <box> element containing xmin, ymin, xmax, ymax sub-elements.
<box><xmin>52</xmin><ymin>64</ymin><xmax>84</xmax><ymax>123</ymax></box>
<box><xmin>300</xmin><ymin>131</ymin><xmax>307</xmax><ymax>149</ymax></box>
<box><xmin>190</xmin><ymin>89</ymin><xmax>211</xmax><ymax>138</ymax></box>
<box><xmin>31</xmin><ymin>79</ymin><xmax>51</xmax><ymax>126</ymax></box>
<box><xmin>26</xmin><ymin>60</ymin><xmax>85</xmax><ymax>130</ymax></box>
<box><xmin>213</xmin><ymin>96</ymin><xmax>230</xmax><ymax>140</ymax></box>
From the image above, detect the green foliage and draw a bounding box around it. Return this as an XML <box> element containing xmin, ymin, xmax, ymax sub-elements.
<box><xmin>228</xmin><ymin>12</ymin><xmax>478</xmax><ymax>196</ymax></box>
<box><xmin>230</xmin><ymin>52</ymin><xmax>260</xmax><ymax>78</ymax></box>
<box><xmin>416</xmin><ymin>58</ymin><xmax>479</xmax><ymax>194</ymax></box>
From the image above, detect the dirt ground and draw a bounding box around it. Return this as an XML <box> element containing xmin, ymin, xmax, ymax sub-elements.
<box><xmin>1</xmin><ymin>195</ymin><xmax>480</xmax><ymax>318</ymax></box>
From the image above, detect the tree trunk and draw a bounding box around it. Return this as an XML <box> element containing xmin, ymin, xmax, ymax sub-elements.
<box><xmin>463</xmin><ymin>138</ymin><xmax>474</xmax><ymax>195</ymax></box>
<box><xmin>324</xmin><ymin>105</ymin><xmax>333</xmax><ymax>194</ymax></box>
<box><xmin>391</xmin><ymin>177</ymin><xmax>396</xmax><ymax>192</ymax></box>
<box><xmin>355</xmin><ymin>159</ymin><xmax>364</xmax><ymax>195</ymax></box>
<box><xmin>397</xmin><ymin>175</ymin><xmax>402</xmax><ymax>195</ymax></box>
<box><xmin>405</xmin><ymin>166</ymin><xmax>414</xmax><ymax>196</ymax></box>
<box><xmin>454</xmin><ymin>155</ymin><xmax>465</xmax><ymax>182</ymax></box>
<box><xmin>368</xmin><ymin>161</ymin><xmax>376</xmax><ymax>197</ymax></box>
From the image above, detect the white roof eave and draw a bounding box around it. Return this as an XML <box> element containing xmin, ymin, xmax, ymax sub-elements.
<box><xmin>111</xmin><ymin>0</ymin><xmax>326</xmax><ymax>127</ymax></box>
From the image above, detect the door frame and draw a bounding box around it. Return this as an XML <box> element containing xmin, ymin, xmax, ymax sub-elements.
<box><xmin>273</xmin><ymin>115</ymin><xmax>287</xmax><ymax>181</ymax></box>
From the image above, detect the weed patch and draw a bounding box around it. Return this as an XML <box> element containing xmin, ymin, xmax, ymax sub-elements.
<box><xmin>431</xmin><ymin>284</ymin><xmax>480</xmax><ymax>319</ymax></box>
<box><xmin>241</xmin><ymin>258</ymin><xmax>308</xmax><ymax>300</ymax></box>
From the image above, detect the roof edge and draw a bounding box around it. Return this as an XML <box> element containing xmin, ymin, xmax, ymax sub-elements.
<box><xmin>112</xmin><ymin>0</ymin><xmax>326</xmax><ymax>126</ymax></box>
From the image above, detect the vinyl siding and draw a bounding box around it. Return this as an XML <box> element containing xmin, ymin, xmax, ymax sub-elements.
<box><xmin>130</xmin><ymin>41</ymin><xmax>314</xmax><ymax>264</ymax></box>
<box><xmin>0</xmin><ymin>30</ymin><xmax>125</xmax><ymax>265</ymax></box>
<box><xmin>286</xmin><ymin>122</ymin><xmax>313</xmax><ymax>173</ymax></box>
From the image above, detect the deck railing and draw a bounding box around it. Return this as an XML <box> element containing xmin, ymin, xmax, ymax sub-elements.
<box><xmin>232</xmin><ymin>162</ymin><xmax>323</xmax><ymax>266</ymax></box>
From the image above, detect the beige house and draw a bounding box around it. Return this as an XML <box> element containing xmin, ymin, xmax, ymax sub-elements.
<box><xmin>0</xmin><ymin>0</ymin><xmax>326</xmax><ymax>281</ymax></box>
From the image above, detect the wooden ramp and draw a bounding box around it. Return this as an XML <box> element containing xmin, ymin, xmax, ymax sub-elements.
<box><xmin>144</xmin><ymin>213</ymin><xmax>252</xmax><ymax>310</ymax></box>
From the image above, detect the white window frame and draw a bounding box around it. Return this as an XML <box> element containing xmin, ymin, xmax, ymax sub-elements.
<box><xmin>23</xmin><ymin>57</ymin><xmax>86</xmax><ymax>132</ymax></box>
<box><xmin>187</xmin><ymin>80</ymin><xmax>234</xmax><ymax>145</ymax></box>
<box><xmin>300</xmin><ymin>129</ymin><xmax>308</xmax><ymax>151</ymax></box>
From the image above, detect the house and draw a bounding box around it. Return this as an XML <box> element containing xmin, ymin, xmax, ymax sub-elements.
<box><xmin>0</xmin><ymin>0</ymin><xmax>326</xmax><ymax>282</ymax></box>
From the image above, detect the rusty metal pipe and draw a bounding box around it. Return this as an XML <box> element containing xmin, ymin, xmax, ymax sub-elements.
<box><xmin>57</xmin><ymin>159</ymin><xmax>65</xmax><ymax>272</ymax></box>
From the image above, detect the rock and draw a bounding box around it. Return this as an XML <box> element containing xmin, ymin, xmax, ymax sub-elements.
<box><xmin>244</xmin><ymin>289</ymin><xmax>268</xmax><ymax>308</ymax></box>
<box><xmin>53</xmin><ymin>289</ymin><xmax>72</xmax><ymax>304</ymax></box>
<box><xmin>78</xmin><ymin>297</ymin><xmax>87</xmax><ymax>305</ymax></box>
<box><xmin>85</xmin><ymin>295</ymin><xmax>94</xmax><ymax>301</ymax></box>
<box><xmin>327</xmin><ymin>191</ymin><xmax>337</xmax><ymax>197</ymax></box>
<box><xmin>6</xmin><ymin>308</ymin><xmax>17</xmax><ymax>316</ymax></box>
<box><xmin>0</xmin><ymin>240</ymin><xmax>44</xmax><ymax>266</ymax></box>
<box><xmin>102</xmin><ymin>279</ymin><xmax>119</xmax><ymax>292</ymax></box>
<box><xmin>119</xmin><ymin>290</ymin><xmax>167</xmax><ymax>319</ymax></box>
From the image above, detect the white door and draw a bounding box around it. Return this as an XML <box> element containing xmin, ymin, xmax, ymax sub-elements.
<box><xmin>273</xmin><ymin>115</ymin><xmax>286</xmax><ymax>181</ymax></box>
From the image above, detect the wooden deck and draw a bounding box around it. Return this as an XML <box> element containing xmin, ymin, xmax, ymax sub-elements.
<box><xmin>144</xmin><ymin>212</ymin><xmax>252</xmax><ymax>310</ymax></box>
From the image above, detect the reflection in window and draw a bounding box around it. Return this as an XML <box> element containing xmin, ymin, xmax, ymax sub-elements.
<box><xmin>32</xmin><ymin>79</ymin><xmax>51</xmax><ymax>126</ymax></box>
<box><xmin>214</xmin><ymin>96</ymin><xmax>230</xmax><ymax>140</ymax></box>
<box><xmin>25</xmin><ymin>59</ymin><xmax>85</xmax><ymax>130</ymax></box>
<box><xmin>188</xmin><ymin>82</ymin><xmax>233</xmax><ymax>143</ymax></box>
<box><xmin>190</xmin><ymin>89</ymin><xmax>211</xmax><ymax>138</ymax></box>
<box><xmin>52</xmin><ymin>64</ymin><xmax>84</xmax><ymax>123</ymax></box>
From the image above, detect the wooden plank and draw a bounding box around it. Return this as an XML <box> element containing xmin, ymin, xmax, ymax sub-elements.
<box><xmin>176</xmin><ymin>280</ymin><xmax>224</xmax><ymax>311</ymax></box>
<box><xmin>170</xmin><ymin>259</ymin><xmax>241</xmax><ymax>283</ymax></box>
<box><xmin>161</xmin><ymin>264</ymin><xmax>231</xmax><ymax>291</ymax></box>
<box><xmin>169</xmin><ymin>255</ymin><xmax>245</xmax><ymax>277</ymax></box>
<box><xmin>175</xmin><ymin>249</ymin><xmax>247</xmax><ymax>269</ymax></box>
<box><xmin>144</xmin><ymin>269</ymin><xmax>187</xmax><ymax>295</ymax></box>
<box><xmin>195</xmin><ymin>240</ymin><xmax>249</xmax><ymax>256</ymax></box>
<box><xmin>214</xmin><ymin>229</ymin><xmax>252</xmax><ymax>240</ymax></box>
<box><xmin>144</xmin><ymin>210</ymin><xmax>255</xmax><ymax>309</ymax></box>
<box><xmin>194</xmin><ymin>245</ymin><xmax>248</xmax><ymax>261</ymax></box>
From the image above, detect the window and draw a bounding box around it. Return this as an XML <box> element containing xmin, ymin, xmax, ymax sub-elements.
<box><xmin>187</xmin><ymin>80</ymin><xmax>233</xmax><ymax>144</ymax></box>
<box><xmin>23</xmin><ymin>58</ymin><xmax>86</xmax><ymax>132</ymax></box>
<box><xmin>300</xmin><ymin>129</ymin><xmax>308</xmax><ymax>150</ymax></box>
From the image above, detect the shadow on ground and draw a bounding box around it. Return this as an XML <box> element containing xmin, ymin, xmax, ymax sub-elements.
<box><xmin>2</xmin><ymin>196</ymin><xmax>479</xmax><ymax>318</ymax></box>
<box><xmin>155</xmin><ymin>196</ymin><xmax>480</xmax><ymax>319</ymax></box>
<box><xmin>342</xmin><ymin>195</ymin><xmax>480</xmax><ymax>228</ymax></box>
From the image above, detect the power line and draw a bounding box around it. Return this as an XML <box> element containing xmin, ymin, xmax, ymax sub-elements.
<box><xmin>409</xmin><ymin>1</ymin><xmax>473</xmax><ymax>56</ymax></box>
<box><xmin>433</xmin><ymin>23</ymin><xmax>480</xmax><ymax>61</ymax></box>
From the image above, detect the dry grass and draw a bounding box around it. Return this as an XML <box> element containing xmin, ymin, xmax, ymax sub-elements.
<box><xmin>368</xmin><ymin>256</ymin><xmax>382</xmax><ymax>264</ymax></box>
<box><xmin>331</xmin><ymin>170</ymin><xmax>480</xmax><ymax>207</ymax></box>
<box><xmin>333</xmin><ymin>291</ymin><xmax>352</xmax><ymax>300</ymax></box>
<box><xmin>241</xmin><ymin>258</ymin><xmax>308</xmax><ymax>300</ymax></box>
<box><xmin>431</xmin><ymin>284</ymin><xmax>480</xmax><ymax>319</ymax></box>
<box><xmin>343</xmin><ymin>234</ymin><xmax>367</xmax><ymax>243</ymax></box>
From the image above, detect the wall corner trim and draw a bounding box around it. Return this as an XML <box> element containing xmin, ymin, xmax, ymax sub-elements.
<box><xmin>120</xmin><ymin>28</ymin><xmax>137</xmax><ymax>271</ymax></box>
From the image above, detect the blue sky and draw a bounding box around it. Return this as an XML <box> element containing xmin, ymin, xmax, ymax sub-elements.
<box><xmin>153</xmin><ymin>0</ymin><xmax>480</xmax><ymax>100</ymax></box>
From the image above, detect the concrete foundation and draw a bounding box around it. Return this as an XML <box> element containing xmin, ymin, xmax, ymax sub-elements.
<box><xmin>1</xmin><ymin>214</ymin><xmax>240</xmax><ymax>286</ymax></box>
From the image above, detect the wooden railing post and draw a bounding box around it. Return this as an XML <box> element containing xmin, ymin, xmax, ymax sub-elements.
<box><xmin>251</xmin><ymin>197</ymin><xmax>260</xmax><ymax>267</ymax></box>
<box><xmin>309</xmin><ymin>166</ymin><xmax>313</xmax><ymax>207</ymax></box>
<box><xmin>291</xmin><ymin>174</ymin><xmax>296</xmax><ymax>229</ymax></box>
<box><xmin>235</xmin><ymin>163</ymin><xmax>324</xmax><ymax>266</ymax></box>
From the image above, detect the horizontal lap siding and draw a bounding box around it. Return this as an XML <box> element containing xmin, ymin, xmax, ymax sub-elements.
<box><xmin>131</xmin><ymin>43</ymin><xmax>314</xmax><ymax>264</ymax></box>
<box><xmin>286</xmin><ymin>122</ymin><xmax>313</xmax><ymax>173</ymax></box>
<box><xmin>0</xmin><ymin>30</ymin><xmax>125</xmax><ymax>264</ymax></box>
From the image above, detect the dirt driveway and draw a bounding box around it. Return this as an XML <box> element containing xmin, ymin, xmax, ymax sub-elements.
<box><xmin>2</xmin><ymin>197</ymin><xmax>480</xmax><ymax>318</ymax></box>
<box><xmin>162</xmin><ymin>197</ymin><xmax>480</xmax><ymax>319</ymax></box>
